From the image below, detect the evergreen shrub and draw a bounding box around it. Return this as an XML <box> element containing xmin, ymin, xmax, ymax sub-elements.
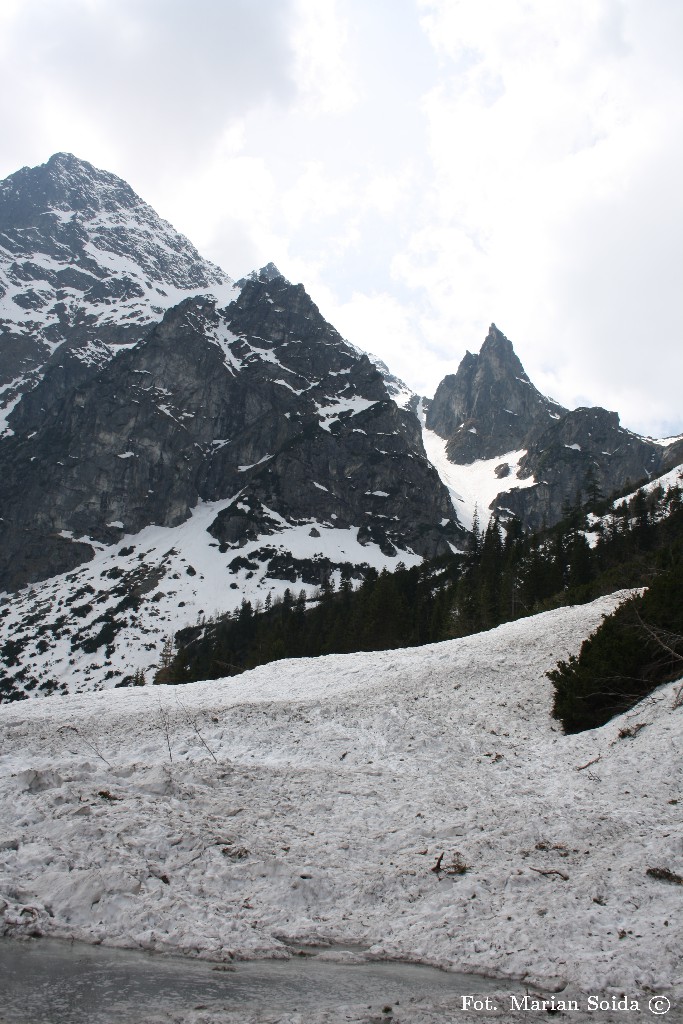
<box><xmin>549</xmin><ymin>558</ymin><xmax>683</xmax><ymax>733</ymax></box>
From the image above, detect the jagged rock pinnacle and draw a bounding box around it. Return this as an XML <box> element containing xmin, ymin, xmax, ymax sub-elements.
<box><xmin>258</xmin><ymin>262</ymin><xmax>283</xmax><ymax>282</ymax></box>
<box><xmin>426</xmin><ymin>325</ymin><xmax>562</xmax><ymax>462</ymax></box>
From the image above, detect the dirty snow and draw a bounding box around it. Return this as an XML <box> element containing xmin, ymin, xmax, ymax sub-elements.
<box><xmin>0</xmin><ymin>592</ymin><xmax>681</xmax><ymax>1021</ymax></box>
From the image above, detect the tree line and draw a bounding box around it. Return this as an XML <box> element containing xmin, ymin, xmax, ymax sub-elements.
<box><xmin>155</xmin><ymin>478</ymin><xmax>683</xmax><ymax>732</ymax></box>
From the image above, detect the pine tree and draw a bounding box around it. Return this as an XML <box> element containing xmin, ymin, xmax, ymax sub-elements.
<box><xmin>584</xmin><ymin>466</ymin><xmax>603</xmax><ymax>506</ymax></box>
<box><xmin>471</xmin><ymin>505</ymin><xmax>482</xmax><ymax>556</ymax></box>
<box><xmin>153</xmin><ymin>634</ymin><xmax>176</xmax><ymax>684</ymax></box>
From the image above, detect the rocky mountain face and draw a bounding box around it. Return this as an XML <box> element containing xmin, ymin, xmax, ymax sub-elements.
<box><xmin>0</xmin><ymin>152</ymin><xmax>234</xmax><ymax>434</ymax></box>
<box><xmin>0</xmin><ymin>270</ymin><xmax>462</xmax><ymax>593</ymax></box>
<box><xmin>0</xmin><ymin>155</ymin><xmax>467</xmax><ymax>699</ymax></box>
<box><xmin>426</xmin><ymin>324</ymin><xmax>683</xmax><ymax>530</ymax></box>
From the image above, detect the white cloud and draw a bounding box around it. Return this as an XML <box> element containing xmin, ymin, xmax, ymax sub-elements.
<box><xmin>0</xmin><ymin>0</ymin><xmax>681</xmax><ymax>436</ymax></box>
<box><xmin>281</xmin><ymin>161</ymin><xmax>357</xmax><ymax>230</ymax></box>
<box><xmin>0</xmin><ymin>0</ymin><xmax>298</xmax><ymax>180</ymax></box>
<box><xmin>290</xmin><ymin>0</ymin><xmax>359</xmax><ymax>114</ymax></box>
<box><xmin>319</xmin><ymin>289</ymin><xmax>463</xmax><ymax>398</ymax></box>
<box><xmin>392</xmin><ymin>0</ymin><xmax>683</xmax><ymax>432</ymax></box>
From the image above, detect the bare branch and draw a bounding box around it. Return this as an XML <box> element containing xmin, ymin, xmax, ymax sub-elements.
<box><xmin>575</xmin><ymin>754</ymin><xmax>601</xmax><ymax>772</ymax></box>
<box><xmin>175</xmin><ymin>694</ymin><xmax>218</xmax><ymax>763</ymax></box>
<box><xmin>531</xmin><ymin>867</ymin><xmax>569</xmax><ymax>881</ymax></box>
<box><xmin>633</xmin><ymin>607</ymin><xmax>683</xmax><ymax>663</ymax></box>
<box><xmin>156</xmin><ymin>697</ymin><xmax>174</xmax><ymax>763</ymax></box>
<box><xmin>58</xmin><ymin>725</ymin><xmax>111</xmax><ymax>768</ymax></box>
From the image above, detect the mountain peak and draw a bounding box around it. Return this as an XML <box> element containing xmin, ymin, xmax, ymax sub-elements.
<box><xmin>483</xmin><ymin>323</ymin><xmax>506</xmax><ymax>345</ymax></box>
<box><xmin>426</xmin><ymin>325</ymin><xmax>564</xmax><ymax>462</ymax></box>
<box><xmin>0</xmin><ymin>151</ymin><xmax>145</xmax><ymax>225</ymax></box>
<box><xmin>46</xmin><ymin>151</ymin><xmax>93</xmax><ymax>172</ymax></box>
<box><xmin>237</xmin><ymin>262</ymin><xmax>286</xmax><ymax>289</ymax></box>
<box><xmin>0</xmin><ymin>153</ymin><xmax>233</xmax><ymax>437</ymax></box>
<box><xmin>258</xmin><ymin>261</ymin><xmax>284</xmax><ymax>282</ymax></box>
<box><xmin>480</xmin><ymin>323</ymin><xmax>518</xmax><ymax>362</ymax></box>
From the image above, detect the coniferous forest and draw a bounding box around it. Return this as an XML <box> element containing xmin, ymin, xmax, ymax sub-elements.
<box><xmin>154</xmin><ymin>478</ymin><xmax>683</xmax><ymax>733</ymax></box>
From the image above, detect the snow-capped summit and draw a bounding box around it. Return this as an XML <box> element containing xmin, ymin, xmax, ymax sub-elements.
<box><xmin>0</xmin><ymin>153</ymin><xmax>235</xmax><ymax>434</ymax></box>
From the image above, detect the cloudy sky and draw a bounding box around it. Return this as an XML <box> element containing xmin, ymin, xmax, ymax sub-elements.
<box><xmin>1</xmin><ymin>0</ymin><xmax>682</xmax><ymax>437</ymax></box>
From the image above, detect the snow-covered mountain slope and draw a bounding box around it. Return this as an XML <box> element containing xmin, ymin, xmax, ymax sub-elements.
<box><xmin>1</xmin><ymin>593</ymin><xmax>680</xmax><ymax>1012</ymax></box>
<box><xmin>419</xmin><ymin>392</ymin><xmax>535</xmax><ymax>531</ymax></box>
<box><xmin>422</xmin><ymin>436</ymin><xmax>534</xmax><ymax>532</ymax></box>
<box><xmin>0</xmin><ymin>153</ymin><xmax>234</xmax><ymax>435</ymax></box>
<box><xmin>580</xmin><ymin>464</ymin><xmax>683</xmax><ymax>548</ymax></box>
<box><xmin>0</xmin><ymin>499</ymin><xmax>422</xmax><ymax>699</ymax></box>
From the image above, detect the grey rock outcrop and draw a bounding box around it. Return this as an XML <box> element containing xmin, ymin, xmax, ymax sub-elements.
<box><xmin>499</xmin><ymin>407</ymin><xmax>667</xmax><ymax>529</ymax></box>
<box><xmin>426</xmin><ymin>324</ymin><xmax>565</xmax><ymax>463</ymax></box>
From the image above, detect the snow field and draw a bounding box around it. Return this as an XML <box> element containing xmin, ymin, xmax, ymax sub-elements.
<box><xmin>0</xmin><ymin>592</ymin><xmax>681</xmax><ymax>1015</ymax></box>
<box><xmin>420</xmin><ymin>427</ymin><xmax>535</xmax><ymax>531</ymax></box>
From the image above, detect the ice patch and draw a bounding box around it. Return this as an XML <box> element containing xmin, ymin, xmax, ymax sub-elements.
<box><xmin>238</xmin><ymin>455</ymin><xmax>273</xmax><ymax>472</ymax></box>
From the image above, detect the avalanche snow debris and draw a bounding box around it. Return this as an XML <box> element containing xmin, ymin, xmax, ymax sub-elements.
<box><xmin>0</xmin><ymin>593</ymin><xmax>680</xmax><ymax>1010</ymax></box>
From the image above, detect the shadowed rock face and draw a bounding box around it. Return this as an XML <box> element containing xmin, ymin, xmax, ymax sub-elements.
<box><xmin>426</xmin><ymin>324</ymin><xmax>680</xmax><ymax>530</ymax></box>
<box><xmin>500</xmin><ymin>407</ymin><xmax>668</xmax><ymax>530</ymax></box>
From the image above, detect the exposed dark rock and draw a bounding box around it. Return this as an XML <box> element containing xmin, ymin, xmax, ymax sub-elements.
<box><xmin>0</xmin><ymin>275</ymin><xmax>464</xmax><ymax>591</ymax></box>
<box><xmin>498</xmin><ymin>406</ymin><xmax>664</xmax><ymax>529</ymax></box>
<box><xmin>427</xmin><ymin>324</ymin><xmax>676</xmax><ymax>529</ymax></box>
<box><xmin>426</xmin><ymin>324</ymin><xmax>565</xmax><ymax>463</ymax></box>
